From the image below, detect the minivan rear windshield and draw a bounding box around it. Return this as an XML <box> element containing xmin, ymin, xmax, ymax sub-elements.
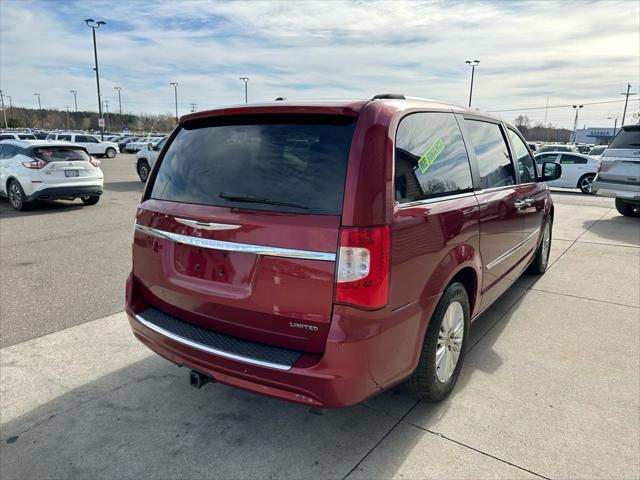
<box><xmin>150</xmin><ymin>114</ymin><xmax>357</xmax><ymax>215</ymax></box>
<box><xmin>31</xmin><ymin>147</ymin><xmax>90</xmax><ymax>163</ymax></box>
<box><xmin>609</xmin><ymin>126</ymin><xmax>640</xmax><ymax>149</ymax></box>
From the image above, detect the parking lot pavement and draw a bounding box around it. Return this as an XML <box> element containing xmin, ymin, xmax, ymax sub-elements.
<box><xmin>1</xmin><ymin>186</ymin><xmax>639</xmax><ymax>479</ymax></box>
<box><xmin>0</xmin><ymin>154</ymin><xmax>143</xmax><ymax>348</ymax></box>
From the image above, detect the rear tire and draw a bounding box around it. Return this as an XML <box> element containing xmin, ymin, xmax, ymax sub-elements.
<box><xmin>8</xmin><ymin>180</ymin><xmax>30</xmax><ymax>211</ymax></box>
<box><xmin>105</xmin><ymin>147</ymin><xmax>117</xmax><ymax>158</ymax></box>
<box><xmin>528</xmin><ymin>216</ymin><xmax>553</xmax><ymax>274</ymax></box>
<box><xmin>615</xmin><ymin>198</ymin><xmax>639</xmax><ymax>217</ymax></box>
<box><xmin>137</xmin><ymin>161</ymin><xmax>150</xmax><ymax>182</ymax></box>
<box><xmin>81</xmin><ymin>195</ymin><xmax>100</xmax><ymax>206</ymax></box>
<box><xmin>404</xmin><ymin>282</ymin><xmax>470</xmax><ymax>402</ymax></box>
<box><xmin>577</xmin><ymin>174</ymin><xmax>595</xmax><ymax>194</ymax></box>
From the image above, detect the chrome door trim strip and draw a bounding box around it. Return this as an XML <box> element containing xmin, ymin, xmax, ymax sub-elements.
<box><xmin>486</xmin><ymin>227</ymin><xmax>540</xmax><ymax>270</ymax></box>
<box><xmin>134</xmin><ymin>223</ymin><xmax>336</xmax><ymax>261</ymax></box>
<box><xmin>175</xmin><ymin>218</ymin><xmax>241</xmax><ymax>231</ymax></box>
<box><xmin>134</xmin><ymin>314</ymin><xmax>292</xmax><ymax>371</ymax></box>
<box><xmin>396</xmin><ymin>191</ymin><xmax>476</xmax><ymax>208</ymax></box>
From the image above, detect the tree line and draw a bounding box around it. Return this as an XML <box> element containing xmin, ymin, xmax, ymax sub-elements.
<box><xmin>1</xmin><ymin>106</ymin><xmax>178</xmax><ymax>133</ymax></box>
<box><xmin>513</xmin><ymin>115</ymin><xmax>572</xmax><ymax>143</ymax></box>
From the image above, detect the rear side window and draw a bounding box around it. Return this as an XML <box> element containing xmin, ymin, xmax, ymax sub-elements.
<box><xmin>0</xmin><ymin>145</ymin><xmax>19</xmax><ymax>159</ymax></box>
<box><xmin>18</xmin><ymin>134</ymin><xmax>36</xmax><ymax>140</ymax></box>
<box><xmin>58</xmin><ymin>134</ymin><xmax>72</xmax><ymax>141</ymax></box>
<box><xmin>560</xmin><ymin>154</ymin><xmax>588</xmax><ymax>165</ymax></box>
<box><xmin>150</xmin><ymin>114</ymin><xmax>356</xmax><ymax>215</ymax></box>
<box><xmin>0</xmin><ymin>134</ymin><xmax>14</xmax><ymax>140</ymax></box>
<box><xmin>395</xmin><ymin>112</ymin><xmax>472</xmax><ymax>203</ymax></box>
<box><xmin>609</xmin><ymin>127</ymin><xmax>640</xmax><ymax>149</ymax></box>
<box><xmin>31</xmin><ymin>147</ymin><xmax>90</xmax><ymax>163</ymax></box>
<box><xmin>464</xmin><ymin>120</ymin><xmax>515</xmax><ymax>189</ymax></box>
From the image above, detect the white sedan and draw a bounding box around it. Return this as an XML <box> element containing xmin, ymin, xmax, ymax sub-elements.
<box><xmin>535</xmin><ymin>151</ymin><xmax>600</xmax><ymax>194</ymax></box>
<box><xmin>0</xmin><ymin>140</ymin><xmax>104</xmax><ymax>210</ymax></box>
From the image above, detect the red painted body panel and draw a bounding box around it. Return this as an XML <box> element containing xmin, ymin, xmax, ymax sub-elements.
<box><xmin>126</xmin><ymin>98</ymin><xmax>554</xmax><ymax>407</ymax></box>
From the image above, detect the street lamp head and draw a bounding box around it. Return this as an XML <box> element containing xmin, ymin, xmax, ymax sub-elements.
<box><xmin>239</xmin><ymin>77</ymin><xmax>249</xmax><ymax>82</ymax></box>
<box><xmin>34</xmin><ymin>93</ymin><xmax>39</xmax><ymax>96</ymax></box>
<box><xmin>84</xmin><ymin>18</ymin><xmax>95</xmax><ymax>25</ymax></box>
<box><xmin>114</xmin><ymin>86</ymin><xmax>121</xmax><ymax>91</ymax></box>
<box><xmin>465</xmin><ymin>60</ymin><xmax>480</xmax><ymax>67</ymax></box>
<box><xmin>96</xmin><ymin>21</ymin><xmax>106</xmax><ymax>27</ymax></box>
<box><xmin>169</xmin><ymin>82</ymin><xmax>178</xmax><ymax>86</ymax></box>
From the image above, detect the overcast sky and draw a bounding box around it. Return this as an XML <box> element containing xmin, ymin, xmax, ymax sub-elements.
<box><xmin>1</xmin><ymin>0</ymin><xmax>639</xmax><ymax>128</ymax></box>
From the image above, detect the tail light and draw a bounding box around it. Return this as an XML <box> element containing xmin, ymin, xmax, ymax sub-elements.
<box><xmin>335</xmin><ymin>226</ymin><xmax>390</xmax><ymax>309</ymax></box>
<box><xmin>21</xmin><ymin>158</ymin><xmax>46</xmax><ymax>169</ymax></box>
<box><xmin>90</xmin><ymin>157</ymin><xmax>101</xmax><ymax>167</ymax></box>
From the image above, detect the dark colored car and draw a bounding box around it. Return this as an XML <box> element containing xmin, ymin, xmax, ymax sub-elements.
<box><xmin>126</xmin><ymin>95</ymin><xmax>561</xmax><ymax>408</ymax></box>
<box><xmin>117</xmin><ymin>136</ymin><xmax>139</xmax><ymax>153</ymax></box>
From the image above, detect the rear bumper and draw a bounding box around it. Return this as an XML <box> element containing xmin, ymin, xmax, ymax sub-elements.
<box><xmin>126</xmin><ymin>276</ymin><xmax>438</xmax><ymax>408</ymax></box>
<box><xmin>26</xmin><ymin>185</ymin><xmax>103</xmax><ymax>201</ymax></box>
<box><xmin>592</xmin><ymin>179</ymin><xmax>640</xmax><ymax>201</ymax></box>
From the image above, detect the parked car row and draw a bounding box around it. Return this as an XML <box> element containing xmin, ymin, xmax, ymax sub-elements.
<box><xmin>45</xmin><ymin>132</ymin><xmax>119</xmax><ymax>158</ymax></box>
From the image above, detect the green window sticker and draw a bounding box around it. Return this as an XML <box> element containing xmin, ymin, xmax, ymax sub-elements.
<box><xmin>417</xmin><ymin>137</ymin><xmax>445</xmax><ymax>174</ymax></box>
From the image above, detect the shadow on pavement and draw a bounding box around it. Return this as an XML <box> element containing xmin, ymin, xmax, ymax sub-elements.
<box><xmin>582</xmin><ymin>215</ymin><xmax>640</xmax><ymax>246</ymax></box>
<box><xmin>103</xmin><ymin>181</ymin><xmax>145</xmax><ymax>193</ymax></box>
<box><xmin>0</xmin><ymin>197</ymin><xmax>86</xmax><ymax>218</ymax></box>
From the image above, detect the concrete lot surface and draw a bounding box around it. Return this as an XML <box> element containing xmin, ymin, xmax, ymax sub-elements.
<box><xmin>1</xmin><ymin>156</ymin><xmax>639</xmax><ymax>479</ymax></box>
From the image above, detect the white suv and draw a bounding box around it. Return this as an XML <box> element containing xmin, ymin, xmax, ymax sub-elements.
<box><xmin>0</xmin><ymin>140</ymin><xmax>104</xmax><ymax>211</ymax></box>
<box><xmin>136</xmin><ymin>137</ymin><xmax>167</xmax><ymax>181</ymax></box>
<box><xmin>593</xmin><ymin>125</ymin><xmax>640</xmax><ymax>216</ymax></box>
<box><xmin>0</xmin><ymin>132</ymin><xmax>37</xmax><ymax>141</ymax></box>
<box><xmin>45</xmin><ymin>132</ymin><xmax>119</xmax><ymax>158</ymax></box>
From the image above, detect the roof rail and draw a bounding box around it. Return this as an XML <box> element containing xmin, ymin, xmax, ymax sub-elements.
<box><xmin>371</xmin><ymin>93</ymin><xmax>406</xmax><ymax>100</ymax></box>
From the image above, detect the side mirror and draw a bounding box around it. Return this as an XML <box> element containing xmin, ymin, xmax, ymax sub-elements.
<box><xmin>542</xmin><ymin>161</ymin><xmax>562</xmax><ymax>181</ymax></box>
<box><xmin>147</xmin><ymin>142</ymin><xmax>153</xmax><ymax>150</ymax></box>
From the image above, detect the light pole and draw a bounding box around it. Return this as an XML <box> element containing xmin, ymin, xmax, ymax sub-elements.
<box><xmin>620</xmin><ymin>83</ymin><xmax>637</xmax><ymax>127</ymax></box>
<box><xmin>69</xmin><ymin>90</ymin><xmax>78</xmax><ymax>112</ymax></box>
<box><xmin>169</xmin><ymin>82</ymin><xmax>178</xmax><ymax>122</ymax></box>
<box><xmin>465</xmin><ymin>60</ymin><xmax>479</xmax><ymax>107</ymax></box>
<box><xmin>103</xmin><ymin>99</ymin><xmax>110</xmax><ymax>132</ymax></box>
<box><xmin>0</xmin><ymin>90</ymin><xmax>7</xmax><ymax>128</ymax></box>
<box><xmin>114</xmin><ymin>86</ymin><xmax>123</xmax><ymax>131</ymax></box>
<box><xmin>84</xmin><ymin>18</ymin><xmax>106</xmax><ymax>139</ymax></box>
<box><xmin>607</xmin><ymin>116</ymin><xmax>618</xmax><ymax>141</ymax></box>
<box><xmin>571</xmin><ymin>105</ymin><xmax>583</xmax><ymax>143</ymax></box>
<box><xmin>65</xmin><ymin>106</ymin><xmax>70</xmax><ymax>130</ymax></box>
<box><xmin>239</xmin><ymin>77</ymin><xmax>249</xmax><ymax>103</ymax></box>
<box><xmin>34</xmin><ymin>93</ymin><xmax>41</xmax><ymax>128</ymax></box>
<box><xmin>5</xmin><ymin>95</ymin><xmax>12</xmax><ymax>127</ymax></box>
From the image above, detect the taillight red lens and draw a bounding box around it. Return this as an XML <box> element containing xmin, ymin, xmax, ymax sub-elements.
<box><xmin>21</xmin><ymin>158</ymin><xmax>46</xmax><ymax>169</ymax></box>
<box><xmin>90</xmin><ymin>157</ymin><xmax>101</xmax><ymax>167</ymax></box>
<box><xmin>335</xmin><ymin>226</ymin><xmax>390</xmax><ymax>309</ymax></box>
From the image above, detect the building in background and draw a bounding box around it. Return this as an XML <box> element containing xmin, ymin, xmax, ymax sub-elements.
<box><xmin>574</xmin><ymin>127</ymin><xmax>616</xmax><ymax>145</ymax></box>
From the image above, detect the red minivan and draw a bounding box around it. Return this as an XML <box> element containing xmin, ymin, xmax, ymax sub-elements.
<box><xmin>126</xmin><ymin>95</ymin><xmax>561</xmax><ymax>408</ymax></box>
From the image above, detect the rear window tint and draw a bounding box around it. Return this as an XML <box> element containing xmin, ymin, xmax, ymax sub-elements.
<box><xmin>609</xmin><ymin>127</ymin><xmax>640</xmax><ymax>149</ymax></box>
<box><xmin>32</xmin><ymin>147</ymin><xmax>90</xmax><ymax>163</ymax></box>
<box><xmin>150</xmin><ymin>115</ymin><xmax>356</xmax><ymax>215</ymax></box>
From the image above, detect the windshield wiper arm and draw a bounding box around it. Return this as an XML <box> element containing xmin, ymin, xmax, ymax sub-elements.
<box><xmin>220</xmin><ymin>192</ymin><xmax>308</xmax><ymax>210</ymax></box>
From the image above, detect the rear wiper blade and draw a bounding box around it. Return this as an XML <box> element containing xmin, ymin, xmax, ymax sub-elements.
<box><xmin>219</xmin><ymin>192</ymin><xmax>308</xmax><ymax>210</ymax></box>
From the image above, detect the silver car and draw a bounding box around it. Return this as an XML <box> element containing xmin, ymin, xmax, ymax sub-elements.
<box><xmin>592</xmin><ymin>125</ymin><xmax>640</xmax><ymax>216</ymax></box>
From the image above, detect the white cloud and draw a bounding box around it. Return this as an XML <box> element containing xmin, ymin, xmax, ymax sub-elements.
<box><xmin>1</xmin><ymin>0</ymin><xmax>638</xmax><ymax>128</ymax></box>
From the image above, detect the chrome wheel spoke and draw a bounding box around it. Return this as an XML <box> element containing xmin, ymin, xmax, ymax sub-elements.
<box><xmin>435</xmin><ymin>301</ymin><xmax>465</xmax><ymax>383</ymax></box>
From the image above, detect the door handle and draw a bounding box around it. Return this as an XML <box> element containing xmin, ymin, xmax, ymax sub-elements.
<box><xmin>514</xmin><ymin>198</ymin><xmax>534</xmax><ymax>210</ymax></box>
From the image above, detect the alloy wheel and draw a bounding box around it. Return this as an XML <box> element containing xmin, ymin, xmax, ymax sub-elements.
<box><xmin>541</xmin><ymin>220</ymin><xmax>551</xmax><ymax>268</ymax></box>
<box><xmin>436</xmin><ymin>301</ymin><xmax>464</xmax><ymax>383</ymax></box>
<box><xmin>9</xmin><ymin>183</ymin><xmax>21</xmax><ymax>209</ymax></box>
<box><xmin>580</xmin><ymin>176</ymin><xmax>594</xmax><ymax>193</ymax></box>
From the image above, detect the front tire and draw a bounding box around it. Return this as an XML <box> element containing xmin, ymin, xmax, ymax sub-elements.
<box><xmin>8</xmin><ymin>180</ymin><xmax>30</xmax><ymax>211</ymax></box>
<box><xmin>405</xmin><ymin>282</ymin><xmax>470</xmax><ymax>402</ymax></box>
<box><xmin>615</xmin><ymin>198</ymin><xmax>639</xmax><ymax>217</ymax></box>
<box><xmin>578</xmin><ymin>174</ymin><xmax>595</xmax><ymax>194</ymax></box>
<box><xmin>105</xmin><ymin>147</ymin><xmax>117</xmax><ymax>158</ymax></box>
<box><xmin>81</xmin><ymin>195</ymin><xmax>100</xmax><ymax>206</ymax></box>
<box><xmin>528</xmin><ymin>216</ymin><xmax>552</xmax><ymax>274</ymax></box>
<box><xmin>137</xmin><ymin>161</ymin><xmax>150</xmax><ymax>182</ymax></box>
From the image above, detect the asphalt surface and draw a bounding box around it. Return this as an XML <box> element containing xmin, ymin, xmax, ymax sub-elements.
<box><xmin>0</xmin><ymin>154</ymin><xmax>143</xmax><ymax>348</ymax></box>
<box><xmin>1</xmin><ymin>163</ymin><xmax>639</xmax><ymax>479</ymax></box>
